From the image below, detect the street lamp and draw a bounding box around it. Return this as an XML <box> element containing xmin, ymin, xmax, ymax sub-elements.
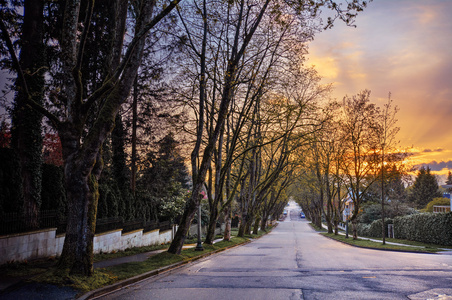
<box><xmin>195</xmin><ymin>190</ymin><xmax>207</xmax><ymax>251</ymax></box>
<box><xmin>344</xmin><ymin>204</ymin><xmax>350</xmax><ymax>239</ymax></box>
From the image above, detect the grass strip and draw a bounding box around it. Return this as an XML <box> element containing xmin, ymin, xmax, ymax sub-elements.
<box><xmin>3</xmin><ymin>225</ymin><xmax>275</xmax><ymax>295</ymax></box>
<box><xmin>29</xmin><ymin>236</ymin><xmax>249</xmax><ymax>293</ymax></box>
<box><xmin>370</xmin><ymin>237</ymin><xmax>452</xmax><ymax>250</ymax></box>
<box><xmin>93</xmin><ymin>244</ymin><xmax>169</xmax><ymax>262</ymax></box>
<box><xmin>309</xmin><ymin>222</ymin><xmax>327</xmax><ymax>232</ymax></box>
<box><xmin>321</xmin><ymin>233</ymin><xmax>442</xmax><ymax>253</ymax></box>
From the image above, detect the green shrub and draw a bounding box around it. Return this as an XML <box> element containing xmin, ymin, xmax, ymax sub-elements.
<box><xmin>423</xmin><ymin>197</ymin><xmax>450</xmax><ymax>212</ymax></box>
<box><xmin>394</xmin><ymin>212</ymin><xmax>452</xmax><ymax>246</ymax></box>
<box><xmin>358</xmin><ymin>218</ymin><xmax>393</xmax><ymax>238</ymax></box>
<box><xmin>368</xmin><ymin>218</ymin><xmax>393</xmax><ymax>238</ymax></box>
<box><xmin>357</xmin><ymin>223</ymin><xmax>370</xmax><ymax>237</ymax></box>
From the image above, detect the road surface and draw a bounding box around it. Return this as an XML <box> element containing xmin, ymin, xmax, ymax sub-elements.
<box><xmin>98</xmin><ymin>202</ymin><xmax>452</xmax><ymax>300</ymax></box>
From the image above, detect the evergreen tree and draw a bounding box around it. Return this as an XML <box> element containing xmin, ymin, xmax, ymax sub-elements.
<box><xmin>445</xmin><ymin>171</ymin><xmax>452</xmax><ymax>194</ymax></box>
<box><xmin>446</xmin><ymin>171</ymin><xmax>452</xmax><ymax>185</ymax></box>
<box><xmin>386</xmin><ymin>165</ymin><xmax>407</xmax><ymax>203</ymax></box>
<box><xmin>10</xmin><ymin>0</ymin><xmax>46</xmax><ymax>229</ymax></box>
<box><xmin>137</xmin><ymin>133</ymin><xmax>189</xmax><ymax>221</ymax></box>
<box><xmin>111</xmin><ymin>114</ymin><xmax>134</xmax><ymax>220</ymax></box>
<box><xmin>409</xmin><ymin>166</ymin><xmax>441</xmax><ymax>209</ymax></box>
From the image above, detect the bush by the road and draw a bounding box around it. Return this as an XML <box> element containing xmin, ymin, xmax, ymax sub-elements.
<box><xmin>357</xmin><ymin>218</ymin><xmax>393</xmax><ymax>238</ymax></box>
<box><xmin>394</xmin><ymin>212</ymin><xmax>452</xmax><ymax>246</ymax></box>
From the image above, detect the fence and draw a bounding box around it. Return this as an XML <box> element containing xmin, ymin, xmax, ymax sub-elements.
<box><xmin>0</xmin><ymin>210</ymin><xmax>60</xmax><ymax>235</ymax></box>
<box><xmin>0</xmin><ymin>210</ymin><xmax>172</xmax><ymax>236</ymax></box>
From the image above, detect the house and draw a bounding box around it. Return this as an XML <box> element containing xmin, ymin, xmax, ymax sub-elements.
<box><xmin>342</xmin><ymin>195</ymin><xmax>354</xmax><ymax>222</ymax></box>
<box><xmin>438</xmin><ymin>185</ymin><xmax>452</xmax><ymax>213</ymax></box>
<box><xmin>433</xmin><ymin>205</ymin><xmax>451</xmax><ymax>213</ymax></box>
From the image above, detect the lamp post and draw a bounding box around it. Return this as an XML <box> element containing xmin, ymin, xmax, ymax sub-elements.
<box><xmin>345</xmin><ymin>205</ymin><xmax>350</xmax><ymax>239</ymax></box>
<box><xmin>195</xmin><ymin>190</ymin><xmax>207</xmax><ymax>251</ymax></box>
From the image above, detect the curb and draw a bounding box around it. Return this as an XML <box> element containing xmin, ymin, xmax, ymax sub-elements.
<box><xmin>78</xmin><ymin>238</ymin><xmax>255</xmax><ymax>299</ymax></box>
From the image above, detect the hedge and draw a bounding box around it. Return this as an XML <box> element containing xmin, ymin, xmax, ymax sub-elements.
<box><xmin>394</xmin><ymin>212</ymin><xmax>452</xmax><ymax>246</ymax></box>
<box><xmin>41</xmin><ymin>163</ymin><xmax>66</xmax><ymax>220</ymax></box>
<box><xmin>0</xmin><ymin>148</ymin><xmax>23</xmax><ymax>214</ymax></box>
<box><xmin>357</xmin><ymin>218</ymin><xmax>393</xmax><ymax>238</ymax></box>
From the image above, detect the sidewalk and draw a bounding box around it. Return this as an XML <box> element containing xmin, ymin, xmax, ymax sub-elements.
<box><xmin>320</xmin><ymin>223</ymin><xmax>452</xmax><ymax>254</ymax></box>
<box><xmin>0</xmin><ymin>239</ymin><xmax>224</xmax><ymax>296</ymax></box>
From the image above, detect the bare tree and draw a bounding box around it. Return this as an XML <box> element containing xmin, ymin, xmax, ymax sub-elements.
<box><xmin>340</xmin><ymin>90</ymin><xmax>381</xmax><ymax>239</ymax></box>
<box><xmin>375</xmin><ymin>94</ymin><xmax>400</xmax><ymax>244</ymax></box>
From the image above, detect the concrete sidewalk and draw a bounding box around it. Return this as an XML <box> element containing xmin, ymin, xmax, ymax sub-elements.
<box><xmin>321</xmin><ymin>223</ymin><xmax>452</xmax><ymax>254</ymax></box>
<box><xmin>0</xmin><ymin>239</ymin><xmax>223</xmax><ymax>295</ymax></box>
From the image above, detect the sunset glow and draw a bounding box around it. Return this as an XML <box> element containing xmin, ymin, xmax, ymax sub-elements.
<box><xmin>308</xmin><ymin>0</ymin><xmax>452</xmax><ymax>182</ymax></box>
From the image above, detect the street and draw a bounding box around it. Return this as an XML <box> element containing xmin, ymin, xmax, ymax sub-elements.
<box><xmin>98</xmin><ymin>202</ymin><xmax>452</xmax><ymax>300</ymax></box>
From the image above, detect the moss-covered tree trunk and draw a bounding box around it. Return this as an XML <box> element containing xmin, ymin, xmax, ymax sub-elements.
<box><xmin>57</xmin><ymin>142</ymin><xmax>102</xmax><ymax>276</ymax></box>
<box><xmin>260</xmin><ymin>212</ymin><xmax>267</xmax><ymax>232</ymax></box>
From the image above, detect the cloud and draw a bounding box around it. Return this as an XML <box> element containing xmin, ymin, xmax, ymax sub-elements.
<box><xmin>309</xmin><ymin>0</ymin><xmax>452</xmax><ymax>165</ymax></box>
<box><xmin>415</xmin><ymin>160</ymin><xmax>452</xmax><ymax>172</ymax></box>
<box><xmin>423</xmin><ymin>148</ymin><xmax>444</xmax><ymax>153</ymax></box>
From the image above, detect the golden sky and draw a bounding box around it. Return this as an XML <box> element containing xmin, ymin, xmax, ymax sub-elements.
<box><xmin>308</xmin><ymin>0</ymin><xmax>452</xmax><ymax>181</ymax></box>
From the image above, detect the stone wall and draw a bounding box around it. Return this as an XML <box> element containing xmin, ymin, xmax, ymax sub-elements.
<box><xmin>0</xmin><ymin>225</ymin><xmax>176</xmax><ymax>265</ymax></box>
<box><xmin>0</xmin><ymin>228</ymin><xmax>57</xmax><ymax>264</ymax></box>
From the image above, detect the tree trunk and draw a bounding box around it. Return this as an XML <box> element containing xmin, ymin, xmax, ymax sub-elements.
<box><xmin>253</xmin><ymin>216</ymin><xmax>260</xmax><ymax>235</ymax></box>
<box><xmin>57</xmin><ymin>146</ymin><xmax>102</xmax><ymax>276</ymax></box>
<box><xmin>352</xmin><ymin>219</ymin><xmax>358</xmax><ymax>240</ymax></box>
<box><xmin>381</xmin><ymin>150</ymin><xmax>386</xmax><ymax>245</ymax></box>
<box><xmin>223</xmin><ymin>205</ymin><xmax>232</xmax><ymax>241</ymax></box>
<box><xmin>131</xmin><ymin>76</ymin><xmax>138</xmax><ymax>195</ymax></box>
<box><xmin>244</xmin><ymin>214</ymin><xmax>252</xmax><ymax>235</ymax></box>
<box><xmin>204</xmin><ymin>207</ymin><xmax>218</xmax><ymax>244</ymax></box>
<box><xmin>237</xmin><ymin>211</ymin><xmax>247</xmax><ymax>237</ymax></box>
<box><xmin>260</xmin><ymin>213</ymin><xmax>267</xmax><ymax>232</ymax></box>
<box><xmin>168</xmin><ymin>194</ymin><xmax>200</xmax><ymax>254</ymax></box>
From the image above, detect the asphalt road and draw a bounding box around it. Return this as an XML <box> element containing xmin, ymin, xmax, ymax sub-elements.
<box><xmin>98</xmin><ymin>202</ymin><xmax>452</xmax><ymax>300</ymax></box>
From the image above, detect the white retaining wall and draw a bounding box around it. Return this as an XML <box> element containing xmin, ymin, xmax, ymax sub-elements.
<box><xmin>0</xmin><ymin>225</ymin><xmax>177</xmax><ymax>265</ymax></box>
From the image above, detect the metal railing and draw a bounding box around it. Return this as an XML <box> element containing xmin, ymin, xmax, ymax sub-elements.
<box><xmin>0</xmin><ymin>210</ymin><xmax>60</xmax><ymax>235</ymax></box>
<box><xmin>0</xmin><ymin>210</ymin><xmax>173</xmax><ymax>236</ymax></box>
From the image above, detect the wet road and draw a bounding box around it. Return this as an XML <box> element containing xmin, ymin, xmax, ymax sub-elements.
<box><xmin>98</xmin><ymin>202</ymin><xmax>452</xmax><ymax>300</ymax></box>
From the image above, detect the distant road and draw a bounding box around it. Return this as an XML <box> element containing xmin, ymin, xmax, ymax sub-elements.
<box><xmin>99</xmin><ymin>202</ymin><xmax>452</xmax><ymax>300</ymax></box>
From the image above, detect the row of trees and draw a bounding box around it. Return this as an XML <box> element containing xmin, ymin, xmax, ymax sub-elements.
<box><xmin>0</xmin><ymin>0</ymin><xmax>371</xmax><ymax>276</ymax></box>
<box><xmin>291</xmin><ymin>91</ymin><xmax>446</xmax><ymax>243</ymax></box>
<box><xmin>290</xmin><ymin>90</ymin><xmax>405</xmax><ymax>243</ymax></box>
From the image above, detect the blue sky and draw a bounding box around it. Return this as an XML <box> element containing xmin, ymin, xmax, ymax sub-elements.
<box><xmin>308</xmin><ymin>0</ymin><xmax>452</xmax><ymax>177</ymax></box>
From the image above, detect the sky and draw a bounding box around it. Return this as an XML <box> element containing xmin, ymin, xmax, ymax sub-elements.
<box><xmin>1</xmin><ymin>0</ymin><xmax>451</xmax><ymax>181</ymax></box>
<box><xmin>307</xmin><ymin>0</ymin><xmax>452</xmax><ymax>181</ymax></box>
